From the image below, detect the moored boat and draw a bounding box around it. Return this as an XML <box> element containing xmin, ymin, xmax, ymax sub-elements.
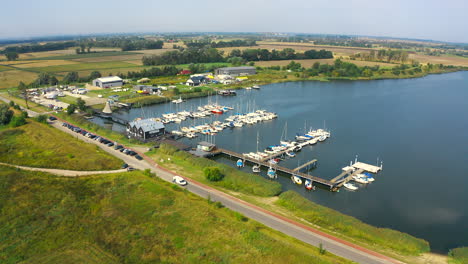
<box><xmin>291</xmin><ymin>175</ymin><xmax>302</xmax><ymax>185</ymax></box>
<box><xmin>343</xmin><ymin>182</ymin><xmax>358</xmax><ymax>191</ymax></box>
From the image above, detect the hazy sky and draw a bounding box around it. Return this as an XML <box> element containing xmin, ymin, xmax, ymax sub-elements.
<box><xmin>1</xmin><ymin>0</ymin><xmax>467</xmax><ymax>43</ymax></box>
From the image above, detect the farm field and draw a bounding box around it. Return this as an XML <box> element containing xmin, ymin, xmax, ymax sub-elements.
<box><xmin>25</xmin><ymin>61</ymin><xmax>139</xmax><ymax>73</ymax></box>
<box><xmin>0</xmin><ymin>120</ymin><xmax>122</xmax><ymax>170</ymax></box>
<box><xmin>0</xmin><ymin>70</ymin><xmax>38</xmax><ymax>89</ymax></box>
<box><xmin>0</xmin><ymin>167</ymin><xmax>351</xmax><ymax>264</ymax></box>
<box><xmin>11</xmin><ymin>59</ymin><xmax>80</xmax><ymax>68</ymax></box>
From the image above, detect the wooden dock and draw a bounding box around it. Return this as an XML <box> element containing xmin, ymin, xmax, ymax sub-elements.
<box><xmin>217</xmin><ymin>148</ymin><xmax>334</xmax><ymax>188</ymax></box>
<box><xmin>292</xmin><ymin>159</ymin><xmax>318</xmax><ymax>172</ymax></box>
<box><xmin>334</xmin><ymin>169</ymin><xmax>365</xmax><ymax>188</ymax></box>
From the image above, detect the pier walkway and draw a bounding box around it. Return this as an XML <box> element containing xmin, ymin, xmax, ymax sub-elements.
<box><xmin>216</xmin><ymin>148</ymin><xmax>334</xmax><ymax>188</ymax></box>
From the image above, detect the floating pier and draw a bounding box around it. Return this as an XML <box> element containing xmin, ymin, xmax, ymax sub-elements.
<box><xmin>216</xmin><ymin>148</ymin><xmax>334</xmax><ymax>188</ymax></box>
<box><xmin>292</xmin><ymin>159</ymin><xmax>318</xmax><ymax>172</ymax></box>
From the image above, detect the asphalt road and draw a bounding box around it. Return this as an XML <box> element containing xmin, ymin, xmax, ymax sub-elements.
<box><xmin>48</xmin><ymin>117</ymin><xmax>403</xmax><ymax>264</ymax></box>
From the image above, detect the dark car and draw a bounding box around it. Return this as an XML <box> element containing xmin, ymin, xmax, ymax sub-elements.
<box><xmin>115</xmin><ymin>145</ymin><xmax>123</xmax><ymax>150</ymax></box>
<box><xmin>122</xmin><ymin>163</ymin><xmax>129</xmax><ymax>169</ymax></box>
<box><xmin>127</xmin><ymin>167</ymin><xmax>136</xmax><ymax>171</ymax></box>
<box><xmin>106</xmin><ymin>142</ymin><xmax>114</xmax><ymax>147</ymax></box>
<box><xmin>135</xmin><ymin>155</ymin><xmax>143</xmax><ymax>160</ymax></box>
<box><xmin>49</xmin><ymin>116</ymin><xmax>57</xmax><ymax>121</ymax></box>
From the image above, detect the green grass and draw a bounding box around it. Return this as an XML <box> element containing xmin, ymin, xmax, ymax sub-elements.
<box><xmin>0</xmin><ymin>65</ymin><xmax>13</xmax><ymax>72</ymax></box>
<box><xmin>25</xmin><ymin>61</ymin><xmax>139</xmax><ymax>73</ymax></box>
<box><xmin>449</xmin><ymin>247</ymin><xmax>468</xmax><ymax>264</ymax></box>
<box><xmin>0</xmin><ymin>120</ymin><xmax>122</xmax><ymax>170</ymax></box>
<box><xmin>0</xmin><ymin>166</ymin><xmax>351</xmax><ymax>264</ymax></box>
<box><xmin>276</xmin><ymin>191</ymin><xmax>430</xmax><ymax>256</ymax></box>
<box><xmin>31</xmin><ymin>51</ymin><xmax>140</xmax><ymax>61</ymax></box>
<box><xmin>147</xmin><ymin>144</ymin><xmax>282</xmax><ymax>197</ymax></box>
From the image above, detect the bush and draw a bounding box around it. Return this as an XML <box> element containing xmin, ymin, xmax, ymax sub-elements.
<box><xmin>204</xmin><ymin>167</ymin><xmax>223</xmax><ymax>181</ymax></box>
<box><xmin>10</xmin><ymin>115</ymin><xmax>27</xmax><ymax>127</ymax></box>
<box><xmin>35</xmin><ymin>115</ymin><xmax>48</xmax><ymax>123</ymax></box>
<box><xmin>0</xmin><ymin>104</ymin><xmax>14</xmax><ymax>125</ymax></box>
<box><xmin>449</xmin><ymin>247</ymin><xmax>468</xmax><ymax>263</ymax></box>
<box><xmin>67</xmin><ymin>104</ymin><xmax>77</xmax><ymax>115</ymax></box>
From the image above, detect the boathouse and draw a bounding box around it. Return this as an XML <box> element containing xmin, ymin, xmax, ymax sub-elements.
<box><xmin>127</xmin><ymin>119</ymin><xmax>165</xmax><ymax>140</ymax></box>
<box><xmin>215</xmin><ymin>66</ymin><xmax>256</xmax><ymax>76</ymax></box>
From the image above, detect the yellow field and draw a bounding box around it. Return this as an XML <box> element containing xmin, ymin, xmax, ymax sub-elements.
<box><xmin>0</xmin><ymin>70</ymin><xmax>38</xmax><ymax>89</ymax></box>
<box><xmin>409</xmin><ymin>54</ymin><xmax>468</xmax><ymax>67</ymax></box>
<box><xmin>18</xmin><ymin>48</ymin><xmax>121</xmax><ymax>59</ymax></box>
<box><xmin>255</xmin><ymin>59</ymin><xmax>396</xmax><ymax>68</ymax></box>
<box><xmin>128</xmin><ymin>48</ymin><xmax>175</xmax><ymax>55</ymax></box>
<box><xmin>70</xmin><ymin>54</ymin><xmax>143</xmax><ymax>63</ymax></box>
<box><xmin>11</xmin><ymin>60</ymin><xmax>80</xmax><ymax>68</ymax></box>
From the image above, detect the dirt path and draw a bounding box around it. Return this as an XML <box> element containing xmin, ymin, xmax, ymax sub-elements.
<box><xmin>0</xmin><ymin>162</ymin><xmax>127</xmax><ymax>177</ymax></box>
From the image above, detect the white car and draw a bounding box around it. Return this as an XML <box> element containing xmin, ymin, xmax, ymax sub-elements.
<box><xmin>172</xmin><ymin>176</ymin><xmax>187</xmax><ymax>186</ymax></box>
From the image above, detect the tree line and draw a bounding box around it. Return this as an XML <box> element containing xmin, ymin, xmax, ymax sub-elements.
<box><xmin>142</xmin><ymin>47</ymin><xmax>333</xmax><ymax>66</ymax></box>
<box><xmin>184</xmin><ymin>39</ymin><xmax>257</xmax><ymax>49</ymax></box>
<box><xmin>90</xmin><ymin>37</ymin><xmax>164</xmax><ymax>51</ymax></box>
<box><xmin>1</xmin><ymin>41</ymin><xmax>76</xmax><ymax>54</ymax></box>
<box><xmin>350</xmin><ymin>49</ymin><xmax>409</xmax><ymax>63</ymax></box>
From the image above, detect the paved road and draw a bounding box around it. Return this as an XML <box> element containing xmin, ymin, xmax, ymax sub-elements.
<box><xmin>49</xmin><ymin>118</ymin><xmax>403</xmax><ymax>264</ymax></box>
<box><xmin>0</xmin><ymin>162</ymin><xmax>127</xmax><ymax>177</ymax></box>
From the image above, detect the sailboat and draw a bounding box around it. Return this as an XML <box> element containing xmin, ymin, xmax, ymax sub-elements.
<box><xmin>172</xmin><ymin>96</ymin><xmax>184</xmax><ymax>104</ymax></box>
<box><xmin>291</xmin><ymin>175</ymin><xmax>302</xmax><ymax>185</ymax></box>
<box><xmin>267</xmin><ymin>166</ymin><xmax>277</xmax><ymax>179</ymax></box>
<box><xmin>305</xmin><ymin>179</ymin><xmax>313</xmax><ymax>190</ymax></box>
<box><xmin>252</xmin><ymin>164</ymin><xmax>261</xmax><ymax>173</ymax></box>
<box><xmin>236</xmin><ymin>159</ymin><xmax>244</xmax><ymax>168</ymax></box>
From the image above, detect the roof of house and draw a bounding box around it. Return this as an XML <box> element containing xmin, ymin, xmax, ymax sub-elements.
<box><xmin>217</xmin><ymin>66</ymin><xmax>256</xmax><ymax>71</ymax></box>
<box><xmin>95</xmin><ymin>76</ymin><xmax>123</xmax><ymax>83</ymax></box>
<box><xmin>128</xmin><ymin>119</ymin><xmax>164</xmax><ymax>132</ymax></box>
<box><xmin>186</xmin><ymin>76</ymin><xmax>207</xmax><ymax>83</ymax></box>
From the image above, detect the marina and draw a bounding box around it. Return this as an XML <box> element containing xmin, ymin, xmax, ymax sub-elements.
<box><xmin>91</xmin><ymin>72</ymin><xmax>468</xmax><ymax>252</ymax></box>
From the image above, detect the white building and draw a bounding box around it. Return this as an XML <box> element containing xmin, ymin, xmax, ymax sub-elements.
<box><xmin>92</xmin><ymin>76</ymin><xmax>123</xmax><ymax>88</ymax></box>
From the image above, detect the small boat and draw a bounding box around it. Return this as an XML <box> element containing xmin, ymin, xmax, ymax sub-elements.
<box><xmin>252</xmin><ymin>165</ymin><xmax>261</xmax><ymax>173</ymax></box>
<box><xmin>305</xmin><ymin>179</ymin><xmax>313</xmax><ymax>190</ymax></box>
<box><xmin>291</xmin><ymin>175</ymin><xmax>302</xmax><ymax>185</ymax></box>
<box><xmin>211</xmin><ymin>109</ymin><xmax>224</xmax><ymax>114</ymax></box>
<box><xmin>267</xmin><ymin>167</ymin><xmax>277</xmax><ymax>179</ymax></box>
<box><xmin>364</xmin><ymin>172</ymin><xmax>375</xmax><ymax>182</ymax></box>
<box><xmin>186</xmin><ymin>132</ymin><xmax>197</xmax><ymax>139</ymax></box>
<box><xmin>252</xmin><ymin>85</ymin><xmax>260</xmax><ymax>89</ymax></box>
<box><xmin>245</xmin><ymin>87</ymin><xmax>252</xmax><ymax>90</ymax></box>
<box><xmin>343</xmin><ymin>182</ymin><xmax>358</xmax><ymax>191</ymax></box>
<box><xmin>236</xmin><ymin>159</ymin><xmax>244</xmax><ymax>168</ymax></box>
<box><xmin>286</xmin><ymin>152</ymin><xmax>296</xmax><ymax>158</ymax></box>
<box><xmin>318</xmin><ymin>135</ymin><xmax>326</xmax><ymax>142</ymax></box>
<box><xmin>353</xmin><ymin>175</ymin><xmax>369</xmax><ymax>184</ymax></box>
<box><xmin>172</xmin><ymin>97</ymin><xmax>184</xmax><ymax>104</ymax></box>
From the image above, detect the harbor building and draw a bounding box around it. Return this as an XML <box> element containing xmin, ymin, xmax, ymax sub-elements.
<box><xmin>215</xmin><ymin>66</ymin><xmax>256</xmax><ymax>76</ymax></box>
<box><xmin>92</xmin><ymin>76</ymin><xmax>123</xmax><ymax>88</ymax></box>
<box><xmin>126</xmin><ymin>119</ymin><xmax>165</xmax><ymax>141</ymax></box>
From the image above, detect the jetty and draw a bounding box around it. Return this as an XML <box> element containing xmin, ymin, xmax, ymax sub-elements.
<box><xmin>292</xmin><ymin>159</ymin><xmax>318</xmax><ymax>172</ymax></box>
<box><xmin>216</xmin><ymin>148</ymin><xmax>334</xmax><ymax>188</ymax></box>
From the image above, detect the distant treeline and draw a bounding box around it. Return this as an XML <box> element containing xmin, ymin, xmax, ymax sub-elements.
<box><xmin>184</xmin><ymin>39</ymin><xmax>257</xmax><ymax>49</ymax></box>
<box><xmin>1</xmin><ymin>41</ymin><xmax>76</xmax><ymax>54</ymax></box>
<box><xmin>231</xmin><ymin>48</ymin><xmax>333</xmax><ymax>61</ymax></box>
<box><xmin>1</xmin><ymin>37</ymin><xmax>164</xmax><ymax>54</ymax></box>
<box><xmin>142</xmin><ymin>47</ymin><xmax>333</xmax><ymax>66</ymax></box>
<box><xmin>142</xmin><ymin>48</ymin><xmax>224</xmax><ymax>65</ymax></box>
<box><xmin>351</xmin><ymin>49</ymin><xmax>409</xmax><ymax>63</ymax></box>
<box><xmin>90</xmin><ymin>37</ymin><xmax>163</xmax><ymax>51</ymax></box>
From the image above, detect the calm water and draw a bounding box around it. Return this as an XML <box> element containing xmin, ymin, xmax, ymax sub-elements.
<box><xmin>94</xmin><ymin>71</ymin><xmax>468</xmax><ymax>253</ymax></box>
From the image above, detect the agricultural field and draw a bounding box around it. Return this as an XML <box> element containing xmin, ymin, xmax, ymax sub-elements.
<box><xmin>25</xmin><ymin>61</ymin><xmax>139</xmax><ymax>73</ymax></box>
<box><xmin>0</xmin><ymin>167</ymin><xmax>351</xmax><ymax>264</ymax></box>
<box><xmin>0</xmin><ymin>70</ymin><xmax>38</xmax><ymax>89</ymax></box>
<box><xmin>409</xmin><ymin>53</ymin><xmax>468</xmax><ymax>67</ymax></box>
<box><xmin>11</xmin><ymin>59</ymin><xmax>80</xmax><ymax>68</ymax></box>
<box><xmin>0</xmin><ymin>119</ymin><xmax>122</xmax><ymax>170</ymax></box>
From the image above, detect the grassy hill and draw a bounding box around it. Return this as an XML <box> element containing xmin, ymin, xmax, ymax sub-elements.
<box><xmin>0</xmin><ymin>166</ymin><xmax>351</xmax><ymax>264</ymax></box>
<box><xmin>0</xmin><ymin>120</ymin><xmax>122</xmax><ymax>170</ymax></box>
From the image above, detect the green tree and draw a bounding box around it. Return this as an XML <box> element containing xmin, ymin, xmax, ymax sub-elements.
<box><xmin>62</xmin><ymin>72</ymin><xmax>79</xmax><ymax>84</ymax></box>
<box><xmin>227</xmin><ymin>57</ymin><xmax>244</xmax><ymax>66</ymax></box>
<box><xmin>18</xmin><ymin>81</ymin><xmax>29</xmax><ymax>109</ymax></box>
<box><xmin>88</xmin><ymin>71</ymin><xmax>102</xmax><ymax>80</ymax></box>
<box><xmin>76</xmin><ymin>97</ymin><xmax>86</xmax><ymax>111</ymax></box>
<box><xmin>0</xmin><ymin>104</ymin><xmax>14</xmax><ymax>125</ymax></box>
<box><xmin>204</xmin><ymin>167</ymin><xmax>223</xmax><ymax>181</ymax></box>
<box><xmin>10</xmin><ymin>115</ymin><xmax>27</xmax><ymax>127</ymax></box>
<box><xmin>67</xmin><ymin>104</ymin><xmax>77</xmax><ymax>115</ymax></box>
<box><xmin>5</xmin><ymin>52</ymin><xmax>19</xmax><ymax>61</ymax></box>
<box><xmin>75</xmin><ymin>48</ymin><xmax>81</xmax><ymax>54</ymax></box>
<box><xmin>80</xmin><ymin>43</ymin><xmax>86</xmax><ymax>53</ymax></box>
<box><xmin>49</xmin><ymin>76</ymin><xmax>59</xmax><ymax>85</ymax></box>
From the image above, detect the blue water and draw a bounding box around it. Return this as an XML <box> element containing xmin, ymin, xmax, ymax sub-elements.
<box><xmin>94</xmin><ymin>71</ymin><xmax>468</xmax><ymax>253</ymax></box>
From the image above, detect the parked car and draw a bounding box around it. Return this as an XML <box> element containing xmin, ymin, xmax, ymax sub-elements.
<box><xmin>172</xmin><ymin>176</ymin><xmax>187</xmax><ymax>186</ymax></box>
<box><xmin>127</xmin><ymin>167</ymin><xmax>136</xmax><ymax>171</ymax></box>
<box><xmin>122</xmin><ymin>163</ymin><xmax>129</xmax><ymax>169</ymax></box>
<box><xmin>135</xmin><ymin>155</ymin><xmax>143</xmax><ymax>160</ymax></box>
<box><xmin>49</xmin><ymin>116</ymin><xmax>57</xmax><ymax>121</ymax></box>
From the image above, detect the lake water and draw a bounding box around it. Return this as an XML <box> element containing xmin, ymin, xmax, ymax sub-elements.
<box><xmin>94</xmin><ymin>71</ymin><xmax>468</xmax><ymax>253</ymax></box>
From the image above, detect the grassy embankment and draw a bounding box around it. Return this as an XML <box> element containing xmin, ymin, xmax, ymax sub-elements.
<box><xmin>276</xmin><ymin>191</ymin><xmax>430</xmax><ymax>256</ymax></box>
<box><xmin>449</xmin><ymin>247</ymin><xmax>468</xmax><ymax>264</ymax></box>
<box><xmin>147</xmin><ymin>144</ymin><xmax>431</xmax><ymax>258</ymax></box>
<box><xmin>0</xmin><ymin>166</ymin><xmax>351</xmax><ymax>264</ymax></box>
<box><xmin>148</xmin><ymin>144</ymin><xmax>282</xmax><ymax>197</ymax></box>
<box><xmin>0</xmin><ymin>119</ymin><xmax>121</xmax><ymax>170</ymax></box>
